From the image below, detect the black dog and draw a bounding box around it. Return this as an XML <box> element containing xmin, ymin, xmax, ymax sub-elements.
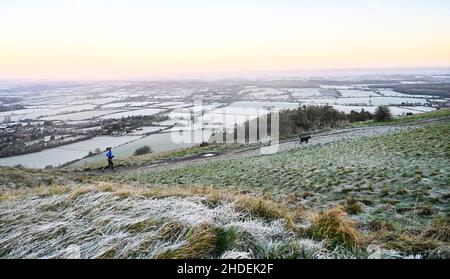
<box><xmin>300</xmin><ymin>136</ymin><xmax>312</xmax><ymax>144</ymax></box>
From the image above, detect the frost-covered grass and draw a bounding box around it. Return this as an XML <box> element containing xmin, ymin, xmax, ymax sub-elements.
<box><xmin>117</xmin><ymin>122</ymin><xmax>450</xmax><ymax>257</ymax></box>
<box><xmin>351</xmin><ymin>108</ymin><xmax>450</xmax><ymax>127</ymax></box>
<box><xmin>0</xmin><ymin>183</ymin><xmax>347</xmax><ymax>259</ymax></box>
<box><xmin>1</xmin><ymin>120</ymin><xmax>448</xmax><ymax>259</ymax></box>
<box><xmin>0</xmin><ymin>167</ymin><xmax>69</xmax><ymax>191</ymax></box>
<box><xmin>1</xmin><ymin>182</ymin><xmax>442</xmax><ymax>259</ymax></box>
<box><xmin>73</xmin><ymin>143</ymin><xmax>247</xmax><ymax>171</ymax></box>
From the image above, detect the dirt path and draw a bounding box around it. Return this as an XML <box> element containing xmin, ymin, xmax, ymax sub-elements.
<box><xmin>97</xmin><ymin>116</ymin><xmax>450</xmax><ymax>175</ymax></box>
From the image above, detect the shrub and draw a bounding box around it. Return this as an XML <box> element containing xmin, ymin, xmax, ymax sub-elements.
<box><xmin>134</xmin><ymin>145</ymin><xmax>152</xmax><ymax>156</ymax></box>
<box><xmin>374</xmin><ymin>105</ymin><xmax>392</xmax><ymax>122</ymax></box>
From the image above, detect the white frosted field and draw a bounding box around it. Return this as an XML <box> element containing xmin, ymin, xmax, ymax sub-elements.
<box><xmin>101</xmin><ymin>102</ymin><xmax>156</xmax><ymax>109</ymax></box>
<box><xmin>0</xmin><ymin>136</ymin><xmax>141</xmax><ymax>168</ymax></box>
<box><xmin>298</xmin><ymin>96</ymin><xmax>429</xmax><ymax>106</ymax></box>
<box><xmin>338</xmin><ymin>89</ymin><xmax>381</xmax><ymax>97</ymax></box>
<box><xmin>300</xmin><ymin>103</ymin><xmax>436</xmax><ymax>115</ymax></box>
<box><xmin>41</xmin><ymin>110</ymin><xmax>124</xmax><ymax>121</ymax></box>
<box><xmin>99</xmin><ymin>108</ymin><xmax>165</xmax><ymax>119</ymax></box>
<box><xmin>290</xmin><ymin>88</ymin><xmax>324</xmax><ymax>97</ymax></box>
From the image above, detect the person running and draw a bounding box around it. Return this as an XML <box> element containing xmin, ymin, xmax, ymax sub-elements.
<box><xmin>103</xmin><ymin>147</ymin><xmax>115</xmax><ymax>172</ymax></box>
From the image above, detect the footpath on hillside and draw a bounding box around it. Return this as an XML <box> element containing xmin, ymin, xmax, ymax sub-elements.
<box><xmin>92</xmin><ymin>116</ymin><xmax>450</xmax><ymax>175</ymax></box>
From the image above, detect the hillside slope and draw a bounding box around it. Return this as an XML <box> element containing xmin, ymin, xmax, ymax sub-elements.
<box><xmin>0</xmin><ymin>118</ymin><xmax>449</xmax><ymax>259</ymax></box>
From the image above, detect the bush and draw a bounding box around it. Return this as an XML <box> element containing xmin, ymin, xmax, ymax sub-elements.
<box><xmin>134</xmin><ymin>145</ymin><xmax>152</xmax><ymax>156</ymax></box>
<box><xmin>374</xmin><ymin>106</ymin><xmax>392</xmax><ymax>122</ymax></box>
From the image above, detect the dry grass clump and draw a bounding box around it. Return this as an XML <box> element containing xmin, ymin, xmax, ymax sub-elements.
<box><xmin>127</xmin><ymin>219</ymin><xmax>157</xmax><ymax>234</ymax></box>
<box><xmin>141</xmin><ymin>185</ymin><xmax>305</xmax><ymax>233</ymax></box>
<box><xmin>142</xmin><ymin>185</ymin><xmax>225</xmax><ymax>201</ymax></box>
<box><xmin>233</xmin><ymin>195</ymin><xmax>306</xmax><ymax>234</ymax></box>
<box><xmin>234</xmin><ymin>195</ymin><xmax>287</xmax><ymax>221</ymax></box>
<box><xmin>67</xmin><ymin>187</ymin><xmax>95</xmax><ymax>201</ymax></box>
<box><xmin>0</xmin><ymin>166</ymin><xmax>62</xmax><ymax>189</ymax></box>
<box><xmin>380</xmin><ymin>186</ymin><xmax>390</xmax><ymax>197</ymax></box>
<box><xmin>417</xmin><ymin>203</ymin><xmax>434</xmax><ymax>216</ymax></box>
<box><xmin>310</xmin><ymin>209</ymin><xmax>364</xmax><ymax>248</ymax></box>
<box><xmin>367</xmin><ymin>219</ymin><xmax>394</xmax><ymax>232</ymax></box>
<box><xmin>396</xmin><ymin>188</ymin><xmax>408</xmax><ymax>195</ymax></box>
<box><xmin>342</xmin><ymin>198</ymin><xmax>364</xmax><ymax>215</ymax></box>
<box><xmin>155</xmin><ymin>223</ymin><xmax>217</xmax><ymax>259</ymax></box>
<box><xmin>94</xmin><ymin>246</ymin><xmax>118</xmax><ymax>259</ymax></box>
<box><xmin>0</xmin><ymin>185</ymin><xmax>71</xmax><ymax>202</ymax></box>
<box><xmin>158</xmin><ymin>221</ymin><xmax>186</xmax><ymax>242</ymax></box>
<box><xmin>376</xmin><ymin>232</ymin><xmax>440</xmax><ymax>254</ymax></box>
<box><xmin>65</xmin><ymin>182</ymin><xmax>128</xmax><ymax>201</ymax></box>
<box><xmin>423</xmin><ymin>215</ymin><xmax>449</xmax><ymax>242</ymax></box>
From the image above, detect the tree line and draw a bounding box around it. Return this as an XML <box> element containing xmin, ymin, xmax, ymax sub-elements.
<box><xmin>213</xmin><ymin>105</ymin><xmax>393</xmax><ymax>142</ymax></box>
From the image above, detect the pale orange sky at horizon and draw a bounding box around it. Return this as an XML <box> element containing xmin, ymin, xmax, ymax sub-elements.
<box><xmin>1</xmin><ymin>0</ymin><xmax>450</xmax><ymax>80</ymax></box>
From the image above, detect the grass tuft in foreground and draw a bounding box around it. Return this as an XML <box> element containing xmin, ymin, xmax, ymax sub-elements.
<box><xmin>310</xmin><ymin>209</ymin><xmax>364</xmax><ymax>248</ymax></box>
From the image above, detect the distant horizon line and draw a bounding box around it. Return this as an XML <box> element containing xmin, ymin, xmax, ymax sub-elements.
<box><xmin>2</xmin><ymin>66</ymin><xmax>450</xmax><ymax>83</ymax></box>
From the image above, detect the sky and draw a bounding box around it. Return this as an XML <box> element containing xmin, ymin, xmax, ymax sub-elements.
<box><xmin>1</xmin><ymin>0</ymin><xmax>450</xmax><ymax>80</ymax></box>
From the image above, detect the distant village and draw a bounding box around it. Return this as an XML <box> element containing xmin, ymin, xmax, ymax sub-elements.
<box><xmin>0</xmin><ymin>114</ymin><xmax>168</xmax><ymax>158</ymax></box>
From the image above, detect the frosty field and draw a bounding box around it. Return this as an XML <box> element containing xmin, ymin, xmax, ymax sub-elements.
<box><xmin>1</xmin><ymin>116</ymin><xmax>448</xmax><ymax>259</ymax></box>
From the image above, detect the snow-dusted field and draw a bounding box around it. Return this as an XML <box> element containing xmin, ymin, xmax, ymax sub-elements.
<box><xmin>0</xmin><ymin>136</ymin><xmax>140</xmax><ymax>168</ymax></box>
<box><xmin>99</xmin><ymin>108</ymin><xmax>165</xmax><ymax>119</ymax></box>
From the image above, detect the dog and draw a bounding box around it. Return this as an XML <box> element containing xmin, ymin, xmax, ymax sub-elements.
<box><xmin>300</xmin><ymin>136</ymin><xmax>312</xmax><ymax>144</ymax></box>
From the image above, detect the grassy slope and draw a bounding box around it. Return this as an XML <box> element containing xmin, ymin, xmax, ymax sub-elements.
<box><xmin>1</xmin><ymin>112</ymin><xmax>449</xmax><ymax>258</ymax></box>
<box><xmin>73</xmin><ymin>143</ymin><xmax>248</xmax><ymax>171</ymax></box>
<box><xmin>115</xmin><ymin>122</ymin><xmax>450</xmax><ymax>255</ymax></box>
<box><xmin>0</xmin><ymin>183</ymin><xmax>357</xmax><ymax>259</ymax></box>
<box><xmin>351</xmin><ymin>108</ymin><xmax>450</xmax><ymax>127</ymax></box>
<box><xmin>76</xmin><ymin>109</ymin><xmax>450</xmax><ymax>171</ymax></box>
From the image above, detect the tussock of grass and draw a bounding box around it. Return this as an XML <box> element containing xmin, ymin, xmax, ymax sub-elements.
<box><xmin>142</xmin><ymin>185</ymin><xmax>224</xmax><ymax>201</ymax></box>
<box><xmin>367</xmin><ymin>219</ymin><xmax>394</xmax><ymax>232</ymax></box>
<box><xmin>215</xmin><ymin>227</ymin><xmax>237</xmax><ymax>255</ymax></box>
<box><xmin>142</xmin><ymin>186</ymin><xmax>305</xmax><ymax>233</ymax></box>
<box><xmin>417</xmin><ymin>203</ymin><xmax>434</xmax><ymax>216</ymax></box>
<box><xmin>424</xmin><ymin>215</ymin><xmax>450</xmax><ymax>242</ymax></box>
<box><xmin>0</xmin><ymin>167</ymin><xmax>64</xmax><ymax>189</ymax></box>
<box><xmin>0</xmin><ymin>185</ymin><xmax>71</xmax><ymax>202</ymax></box>
<box><xmin>67</xmin><ymin>187</ymin><xmax>94</xmax><ymax>201</ymax></box>
<box><xmin>127</xmin><ymin>219</ymin><xmax>157</xmax><ymax>233</ymax></box>
<box><xmin>234</xmin><ymin>196</ymin><xmax>287</xmax><ymax>221</ymax></box>
<box><xmin>342</xmin><ymin>198</ymin><xmax>364</xmax><ymax>215</ymax></box>
<box><xmin>377</xmin><ymin>232</ymin><xmax>440</xmax><ymax>254</ymax></box>
<box><xmin>310</xmin><ymin>209</ymin><xmax>364</xmax><ymax>248</ymax></box>
<box><xmin>158</xmin><ymin>221</ymin><xmax>185</xmax><ymax>242</ymax></box>
<box><xmin>94</xmin><ymin>246</ymin><xmax>118</xmax><ymax>259</ymax></box>
<box><xmin>155</xmin><ymin>223</ymin><xmax>217</xmax><ymax>259</ymax></box>
<box><xmin>233</xmin><ymin>195</ymin><xmax>305</xmax><ymax>234</ymax></box>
